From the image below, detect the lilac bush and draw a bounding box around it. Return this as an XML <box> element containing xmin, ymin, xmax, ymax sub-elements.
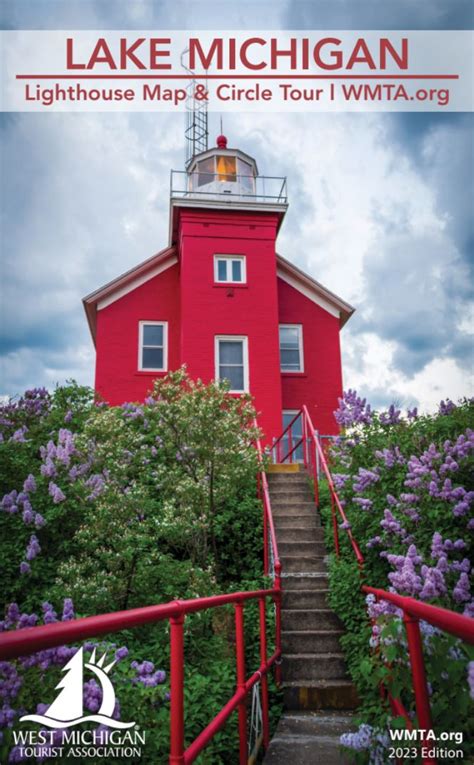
<box><xmin>323</xmin><ymin>392</ymin><xmax>474</xmax><ymax>761</ymax></box>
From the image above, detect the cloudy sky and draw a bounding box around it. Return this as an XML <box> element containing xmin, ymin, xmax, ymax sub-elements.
<box><xmin>1</xmin><ymin>0</ymin><xmax>473</xmax><ymax>412</ymax></box>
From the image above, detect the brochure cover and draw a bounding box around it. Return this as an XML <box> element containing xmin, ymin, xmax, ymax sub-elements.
<box><xmin>0</xmin><ymin>1</ymin><xmax>473</xmax><ymax>763</ymax></box>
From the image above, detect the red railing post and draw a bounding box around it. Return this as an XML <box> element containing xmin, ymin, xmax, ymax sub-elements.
<box><xmin>274</xmin><ymin>560</ymin><xmax>282</xmax><ymax>685</ymax></box>
<box><xmin>331</xmin><ymin>491</ymin><xmax>340</xmax><ymax>557</ymax></box>
<box><xmin>403</xmin><ymin>612</ymin><xmax>436</xmax><ymax>765</ymax></box>
<box><xmin>302</xmin><ymin>413</ymin><xmax>308</xmax><ymax>469</ymax></box>
<box><xmin>263</xmin><ymin>493</ymin><xmax>269</xmax><ymax>577</ymax></box>
<box><xmin>288</xmin><ymin>426</ymin><xmax>293</xmax><ymax>464</ymax></box>
<box><xmin>259</xmin><ymin>596</ymin><xmax>270</xmax><ymax>749</ymax></box>
<box><xmin>235</xmin><ymin>601</ymin><xmax>248</xmax><ymax>765</ymax></box>
<box><xmin>169</xmin><ymin>611</ymin><xmax>185</xmax><ymax>765</ymax></box>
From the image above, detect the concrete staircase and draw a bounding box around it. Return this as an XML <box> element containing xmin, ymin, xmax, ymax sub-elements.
<box><xmin>263</xmin><ymin>464</ymin><xmax>357</xmax><ymax>764</ymax></box>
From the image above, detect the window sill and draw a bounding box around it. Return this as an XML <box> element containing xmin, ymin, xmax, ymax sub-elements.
<box><xmin>281</xmin><ymin>372</ymin><xmax>307</xmax><ymax>378</ymax></box>
<box><xmin>135</xmin><ymin>370</ymin><xmax>168</xmax><ymax>376</ymax></box>
<box><xmin>213</xmin><ymin>283</ymin><xmax>248</xmax><ymax>289</ymax></box>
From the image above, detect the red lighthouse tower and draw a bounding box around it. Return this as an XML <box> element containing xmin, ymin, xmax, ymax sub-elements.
<box><xmin>83</xmin><ymin>135</ymin><xmax>354</xmax><ymax>443</ymax></box>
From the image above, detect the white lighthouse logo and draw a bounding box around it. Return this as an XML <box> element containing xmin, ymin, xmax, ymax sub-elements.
<box><xmin>20</xmin><ymin>647</ymin><xmax>136</xmax><ymax>729</ymax></box>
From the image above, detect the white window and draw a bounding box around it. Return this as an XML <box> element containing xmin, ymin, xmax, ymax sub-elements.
<box><xmin>215</xmin><ymin>336</ymin><xmax>249</xmax><ymax>392</ymax></box>
<box><xmin>214</xmin><ymin>255</ymin><xmax>246</xmax><ymax>284</ymax></box>
<box><xmin>282</xmin><ymin>410</ymin><xmax>304</xmax><ymax>462</ymax></box>
<box><xmin>279</xmin><ymin>324</ymin><xmax>304</xmax><ymax>372</ymax></box>
<box><xmin>138</xmin><ymin>321</ymin><xmax>167</xmax><ymax>371</ymax></box>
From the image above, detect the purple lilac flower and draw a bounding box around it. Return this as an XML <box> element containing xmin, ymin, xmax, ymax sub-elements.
<box><xmin>381</xmin><ymin>509</ymin><xmax>406</xmax><ymax>537</ymax></box>
<box><xmin>339</xmin><ymin>520</ymin><xmax>352</xmax><ymax>530</ymax></box>
<box><xmin>62</xmin><ymin>599</ymin><xmax>75</xmax><ymax>621</ymax></box>
<box><xmin>419</xmin><ymin>564</ymin><xmax>447</xmax><ymax>600</ymax></box>
<box><xmin>42</xmin><ymin>603</ymin><xmax>57</xmax><ymax>624</ymax></box>
<box><xmin>468</xmin><ymin>662</ymin><xmax>474</xmax><ymax>700</ymax></box>
<box><xmin>464</xmin><ymin>601</ymin><xmax>474</xmax><ymax>618</ymax></box>
<box><xmin>334</xmin><ymin>389</ymin><xmax>373</xmax><ymax>427</ymax></box>
<box><xmin>379</xmin><ymin>405</ymin><xmax>401</xmax><ymax>425</ymax></box>
<box><xmin>19</xmin><ymin>562</ymin><xmax>30</xmax><ymax>575</ymax></box>
<box><xmin>48</xmin><ymin>482</ymin><xmax>66</xmax><ymax>504</ymax></box>
<box><xmin>453</xmin><ymin>573</ymin><xmax>471</xmax><ymax>603</ymax></box>
<box><xmin>115</xmin><ymin>647</ymin><xmax>129</xmax><ymax>661</ymax></box>
<box><xmin>353</xmin><ymin>497</ymin><xmax>373</xmax><ymax>510</ymax></box>
<box><xmin>439</xmin><ymin>399</ymin><xmax>456</xmax><ymax>415</ymax></box>
<box><xmin>353</xmin><ymin>468</ymin><xmax>380</xmax><ymax>494</ymax></box>
<box><xmin>340</xmin><ymin>723</ymin><xmax>373</xmax><ymax>752</ymax></box>
<box><xmin>85</xmin><ymin>474</ymin><xmax>106</xmax><ymax>501</ymax></box>
<box><xmin>22</xmin><ymin>508</ymin><xmax>34</xmax><ymax>525</ymax></box>
<box><xmin>26</xmin><ymin>535</ymin><xmax>40</xmax><ymax>561</ymax></box>
<box><xmin>10</xmin><ymin>427</ymin><xmax>28</xmax><ymax>443</ymax></box>
<box><xmin>333</xmin><ymin>473</ymin><xmax>350</xmax><ymax>490</ymax></box>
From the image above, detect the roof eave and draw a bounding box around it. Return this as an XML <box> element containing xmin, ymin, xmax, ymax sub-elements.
<box><xmin>276</xmin><ymin>253</ymin><xmax>355</xmax><ymax>328</ymax></box>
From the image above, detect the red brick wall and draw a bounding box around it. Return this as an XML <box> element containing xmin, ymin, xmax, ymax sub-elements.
<box><xmin>277</xmin><ymin>277</ymin><xmax>343</xmax><ymax>435</ymax></box>
<box><xmin>177</xmin><ymin>208</ymin><xmax>283</xmax><ymax>442</ymax></box>
<box><xmin>95</xmin><ymin>263</ymin><xmax>180</xmax><ymax>405</ymax></box>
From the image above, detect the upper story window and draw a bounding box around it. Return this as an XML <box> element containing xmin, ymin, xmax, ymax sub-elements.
<box><xmin>279</xmin><ymin>325</ymin><xmax>304</xmax><ymax>372</ymax></box>
<box><xmin>215</xmin><ymin>336</ymin><xmax>249</xmax><ymax>393</ymax></box>
<box><xmin>214</xmin><ymin>255</ymin><xmax>246</xmax><ymax>284</ymax></box>
<box><xmin>139</xmin><ymin>321</ymin><xmax>167</xmax><ymax>371</ymax></box>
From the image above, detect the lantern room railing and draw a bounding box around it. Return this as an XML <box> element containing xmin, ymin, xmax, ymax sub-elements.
<box><xmin>170</xmin><ymin>170</ymin><xmax>288</xmax><ymax>204</ymax></box>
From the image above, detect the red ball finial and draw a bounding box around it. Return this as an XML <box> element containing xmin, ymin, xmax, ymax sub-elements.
<box><xmin>216</xmin><ymin>134</ymin><xmax>227</xmax><ymax>148</ymax></box>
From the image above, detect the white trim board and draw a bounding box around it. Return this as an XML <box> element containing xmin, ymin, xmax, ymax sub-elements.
<box><xmin>97</xmin><ymin>257</ymin><xmax>178</xmax><ymax>311</ymax></box>
<box><xmin>277</xmin><ymin>269</ymin><xmax>340</xmax><ymax>319</ymax></box>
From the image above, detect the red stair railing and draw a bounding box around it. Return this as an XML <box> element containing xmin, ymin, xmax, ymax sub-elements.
<box><xmin>362</xmin><ymin>587</ymin><xmax>474</xmax><ymax>765</ymax></box>
<box><xmin>271</xmin><ymin>407</ymin><xmax>474</xmax><ymax>765</ymax></box>
<box><xmin>0</xmin><ymin>589</ymin><xmax>281</xmax><ymax>765</ymax></box>
<box><xmin>254</xmin><ymin>424</ymin><xmax>282</xmax><ymax>687</ymax></box>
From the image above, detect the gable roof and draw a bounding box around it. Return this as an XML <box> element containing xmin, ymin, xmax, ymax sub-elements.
<box><xmin>83</xmin><ymin>246</ymin><xmax>177</xmax><ymax>343</ymax></box>
<box><xmin>83</xmin><ymin>245</ymin><xmax>354</xmax><ymax>345</ymax></box>
<box><xmin>276</xmin><ymin>254</ymin><xmax>355</xmax><ymax>327</ymax></box>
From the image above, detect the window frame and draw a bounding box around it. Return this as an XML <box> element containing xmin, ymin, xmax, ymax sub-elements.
<box><xmin>138</xmin><ymin>320</ymin><xmax>168</xmax><ymax>372</ymax></box>
<box><xmin>214</xmin><ymin>255</ymin><xmax>247</xmax><ymax>285</ymax></box>
<box><xmin>279</xmin><ymin>324</ymin><xmax>304</xmax><ymax>373</ymax></box>
<box><xmin>215</xmin><ymin>335</ymin><xmax>249</xmax><ymax>393</ymax></box>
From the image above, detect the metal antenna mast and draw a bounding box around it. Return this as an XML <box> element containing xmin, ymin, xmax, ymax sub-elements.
<box><xmin>181</xmin><ymin>48</ymin><xmax>209</xmax><ymax>168</ymax></box>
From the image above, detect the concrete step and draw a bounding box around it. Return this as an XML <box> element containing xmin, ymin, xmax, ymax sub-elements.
<box><xmin>282</xmin><ymin>681</ymin><xmax>359</xmax><ymax>711</ymax></box>
<box><xmin>271</xmin><ymin>504</ymin><xmax>318</xmax><ymax>517</ymax></box>
<box><xmin>267</xmin><ymin>472</ymin><xmax>307</xmax><ymax>482</ymax></box>
<box><xmin>282</xmin><ymin>630</ymin><xmax>343</xmax><ymax>653</ymax></box>
<box><xmin>275</xmin><ymin>525</ymin><xmax>325</xmax><ymax>542</ymax></box>
<box><xmin>282</xmin><ymin>609</ymin><xmax>342</xmax><ymax>631</ymax></box>
<box><xmin>282</xmin><ymin>589</ymin><xmax>330</xmax><ymax>609</ymax></box>
<box><xmin>263</xmin><ymin>712</ymin><xmax>355</xmax><ymax>764</ymax></box>
<box><xmin>269</xmin><ymin>490</ymin><xmax>313</xmax><ymax>501</ymax></box>
<box><xmin>281</xmin><ymin>574</ymin><xmax>329</xmax><ymax>590</ymax></box>
<box><xmin>279</xmin><ymin>541</ymin><xmax>327</xmax><ymax>556</ymax></box>
<box><xmin>279</xmin><ymin>556</ymin><xmax>327</xmax><ymax>573</ymax></box>
<box><xmin>283</xmin><ymin>653</ymin><xmax>347</xmax><ymax>681</ymax></box>
<box><xmin>273</xmin><ymin>511</ymin><xmax>324</xmax><ymax>528</ymax></box>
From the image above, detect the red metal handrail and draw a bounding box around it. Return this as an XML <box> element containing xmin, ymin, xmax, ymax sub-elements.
<box><xmin>0</xmin><ymin>588</ymin><xmax>281</xmax><ymax>765</ymax></box>
<box><xmin>301</xmin><ymin>405</ymin><xmax>365</xmax><ymax>567</ymax></box>
<box><xmin>363</xmin><ymin>586</ymin><xmax>474</xmax><ymax>765</ymax></box>
<box><xmin>271</xmin><ymin>408</ymin><xmax>474</xmax><ymax>765</ymax></box>
<box><xmin>363</xmin><ymin>587</ymin><xmax>474</xmax><ymax>646</ymax></box>
<box><xmin>254</xmin><ymin>425</ymin><xmax>282</xmax><ymax>686</ymax></box>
